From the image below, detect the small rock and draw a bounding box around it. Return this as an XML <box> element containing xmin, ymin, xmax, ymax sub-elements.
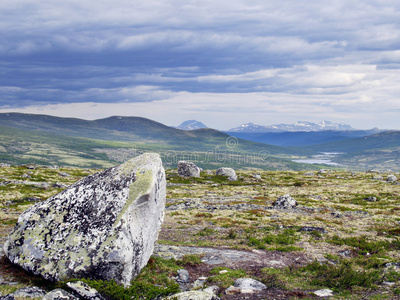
<box><xmin>178</xmin><ymin>161</ymin><xmax>201</xmax><ymax>178</ymax></box>
<box><xmin>364</xmin><ymin>196</ymin><xmax>377</xmax><ymax>202</ymax></box>
<box><xmin>338</xmin><ymin>250</ymin><xmax>352</xmax><ymax>257</ymax></box>
<box><xmin>67</xmin><ymin>281</ymin><xmax>106</xmax><ymax>300</ymax></box>
<box><xmin>52</xmin><ymin>182</ymin><xmax>68</xmax><ymax>188</ymax></box>
<box><xmin>382</xmin><ymin>281</ymin><xmax>396</xmax><ymax>287</ymax></box>
<box><xmin>273</xmin><ymin>194</ymin><xmax>297</xmax><ymax>209</ymax></box>
<box><xmin>13</xmin><ymin>287</ymin><xmax>46</xmax><ymax>298</ymax></box>
<box><xmin>0</xmin><ymin>163</ymin><xmax>10</xmax><ymax>167</ymax></box>
<box><xmin>43</xmin><ymin>289</ymin><xmax>79</xmax><ymax>300</ymax></box>
<box><xmin>58</xmin><ymin>172</ymin><xmax>70</xmax><ymax>177</ymax></box>
<box><xmin>313</xmin><ymin>289</ymin><xmax>334</xmax><ymax>297</ymax></box>
<box><xmin>234</xmin><ymin>278</ymin><xmax>267</xmax><ymax>292</ymax></box>
<box><xmin>165</xmin><ymin>291</ymin><xmax>220</xmax><ymax>300</ymax></box>
<box><xmin>303</xmin><ymin>172</ymin><xmax>315</xmax><ymax>176</ymax></box>
<box><xmin>216</xmin><ymin>167</ymin><xmax>237</xmax><ymax>181</ymax></box>
<box><xmin>177</xmin><ymin>269</ymin><xmax>190</xmax><ymax>283</ymax></box>
<box><xmin>225</xmin><ymin>286</ymin><xmax>241</xmax><ymax>295</ymax></box>
<box><xmin>205</xmin><ymin>170</ymin><xmax>213</xmax><ymax>175</ymax></box>
<box><xmin>22</xmin><ymin>173</ymin><xmax>31</xmax><ymax>178</ymax></box>
<box><xmin>318</xmin><ymin>169</ymin><xmax>327</xmax><ymax>174</ymax></box>
<box><xmin>387</xmin><ymin>175</ymin><xmax>398</xmax><ymax>182</ymax></box>
<box><xmin>192</xmin><ymin>278</ymin><xmax>207</xmax><ymax>290</ymax></box>
<box><xmin>202</xmin><ymin>286</ymin><xmax>220</xmax><ymax>295</ymax></box>
<box><xmin>219</xmin><ymin>270</ymin><xmax>228</xmax><ymax>274</ymax></box>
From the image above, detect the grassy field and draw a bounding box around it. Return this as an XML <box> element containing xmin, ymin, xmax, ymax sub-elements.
<box><xmin>1</xmin><ymin>164</ymin><xmax>400</xmax><ymax>299</ymax></box>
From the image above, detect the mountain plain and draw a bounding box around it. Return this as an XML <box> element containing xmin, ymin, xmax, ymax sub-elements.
<box><xmin>1</xmin><ymin>164</ymin><xmax>400</xmax><ymax>299</ymax></box>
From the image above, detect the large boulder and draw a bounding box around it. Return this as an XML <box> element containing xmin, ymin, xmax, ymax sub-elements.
<box><xmin>3</xmin><ymin>153</ymin><xmax>166</xmax><ymax>286</ymax></box>
<box><xmin>178</xmin><ymin>161</ymin><xmax>201</xmax><ymax>177</ymax></box>
<box><xmin>216</xmin><ymin>168</ymin><xmax>237</xmax><ymax>181</ymax></box>
<box><xmin>387</xmin><ymin>175</ymin><xmax>398</xmax><ymax>182</ymax></box>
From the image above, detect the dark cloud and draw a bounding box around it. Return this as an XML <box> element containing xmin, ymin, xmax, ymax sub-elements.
<box><xmin>1</xmin><ymin>0</ymin><xmax>400</xmax><ymax>128</ymax></box>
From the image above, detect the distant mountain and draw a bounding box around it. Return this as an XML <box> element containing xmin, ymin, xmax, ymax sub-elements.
<box><xmin>228</xmin><ymin>121</ymin><xmax>355</xmax><ymax>133</ymax></box>
<box><xmin>176</xmin><ymin>120</ymin><xmax>207</xmax><ymax>130</ymax></box>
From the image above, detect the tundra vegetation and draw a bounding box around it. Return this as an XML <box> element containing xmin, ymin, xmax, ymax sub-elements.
<box><xmin>1</xmin><ymin>164</ymin><xmax>400</xmax><ymax>299</ymax></box>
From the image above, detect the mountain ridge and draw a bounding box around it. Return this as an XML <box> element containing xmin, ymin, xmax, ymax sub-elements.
<box><xmin>228</xmin><ymin>120</ymin><xmax>356</xmax><ymax>133</ymax></box>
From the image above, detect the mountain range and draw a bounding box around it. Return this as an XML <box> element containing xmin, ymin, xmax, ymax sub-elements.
<box><xmin>1</xmin><ymin>113</ymin><xmax>400</xmax><ymax>171</ymax></box>
<box><xmin>228</xmin><ymin>121</ymin><xmax>355</xmax><ymax>133</ymax></box>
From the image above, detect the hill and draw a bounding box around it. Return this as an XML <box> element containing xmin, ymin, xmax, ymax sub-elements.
<box><xmin>0</xmin><ymin>113</ymin><xmax>319</xmax><ymax>170</ymax></box>
<box><xmin>226</xmin><ymin>130</ymin><xmax>380</xmax><ymax>146</ymax></box>
<box><xmin>301</xmin><ymin>131</ymin><xmax>400</xmax><ymax>171</ymax></box>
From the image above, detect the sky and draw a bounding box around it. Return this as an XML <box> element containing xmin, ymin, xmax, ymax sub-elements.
<box><xmin>1</xmin><ymin>0</ymin><xmax>400</xmax><ymax>130</ymax></box>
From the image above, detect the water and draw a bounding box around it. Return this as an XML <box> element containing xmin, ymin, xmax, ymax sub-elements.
<box><xmin>293</xmin><ymin>152</ymin><xmax>343</xmax><ymax>166</ymax></box>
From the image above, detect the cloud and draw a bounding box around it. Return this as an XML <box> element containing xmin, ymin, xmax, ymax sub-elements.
<box><xmin>1</xmin><ymin>0</ymin><xmax>400</xmax><ymax>129</ymax></box>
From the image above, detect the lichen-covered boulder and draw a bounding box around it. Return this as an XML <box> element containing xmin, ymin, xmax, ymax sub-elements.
<box><xmin>3</xmin><ymin>153</ymin><xmax>166</xmax><ymax>286</ymax></box>
<box><xmin>178</xmin><ymin>161</ymin><xmax>201</xmax><ymax>177</ymax></box>
<box><xmin>216</xmin><ymin>167</ymin><xmax>237</xmax><ymax>181</ymax></box>
<box><xmin>273</xmin><ymin>194</ymin><xmax>297</xmax><ymax>209</ymax></box>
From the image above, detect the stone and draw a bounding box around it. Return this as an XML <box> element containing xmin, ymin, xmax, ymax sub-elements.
<box><xmin>225</xmin><ymin>286</ymin><xmax>241</xmax><ymax>295</ymax></box>
<box><xmin>364</xmin><ymin>196</ymin><xmax>377</xmax><ymax>202</ymax></box>
<box><xmin>234</xmin><ymin>278</ymin><xmax>267</xmax><ymax>292</ymax></box>
<box><xmin>313</xmin><ymin>289</ymin><xmax>334</xmax><ymax>297</ymax></box>
<box><xmin>206</xmin><ymin>170</ymin><xmax>213</xmax><ymax>175</ymax></box>
<box><xmin>58</xmin><ymin>172</ymin><xmax>70</xmax><ymax>177</ymax></box>
<box><xmin>303</xmin><ymin>172</ymin><xmax>315</xmax><ymax>176</ymax></box>
<box><xmin>273</xmin><ymin>194</ymin><xmax>297</xmax><ymax>209</ymax></box>
<box><xmin>202</xmin><ymin>286</ymin><xmax>220</xmax><ymax>295</ymax></box>
<box><xmin>373</xmin><ymin>175</ymin><xmax>383</xmax><ymax>180</ymax></box>
<box><xmin>13</xmin><ymin>286</ymin><xmax>46</xmax><ymax>298</ymax></box>
<box><xmin>67</xmin><ymin>281</ymin><xmax>105</xmax><ymax>300</ymax></box>
<box><xmin>215</xmin><ymin>167</ymin><xmax>237</xmax><ymax>181</ymax></box>
<box><xmin>43</xmin><ymin>289</ymin><xmax>79</xmax><ymax>300</ymax></box>
<box><xmin>0</xmin><ymin>163</ymin><xmax>10</xmax><ymax>167</ymax></box>
<box><xmin>4</xmin><ymin>153</ymin><xmax>166</xmax><ymax>286</ymax></box>
<box><xmin>165</xmin><ymin>291</ymin><xmax>220</xmax><ymax>300</ymax></box>
<box><xmin>177</xmin><ymin>269</ymin><xmax>190</xmax><ymax>283</ymax></box>
<box><xmin>387</xmin><ymin>175</ymin><xmax>397</xmax><ymax>182</ymax></box>
<box><xmin>178</xmin><ymin>161</ymin><xmax>201</xmax><ymax>178</ymax></box>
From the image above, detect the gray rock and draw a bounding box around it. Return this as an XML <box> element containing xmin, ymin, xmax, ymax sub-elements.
<box><xmin>303</xmin><ymin>172</ymin><xmax>315</xmax><ymax>177</ymax></box>
<box><xmin>67</xmin><ymin>281</ymin><xmax>105</xmax><ymax>300</ymax></box>
<box><xmin>58</xmin><ymin>172</ymin><xmax>70</xmax><ymax>177</ymax></box>
<box><xmin>216</xmin><ymin>168</ymin><xmax>237</xmax><ymax>181</ymax></box>
<box><xmin>4</xmin><ymin>153</ymin><xmax>166</xmax><ymax>286</ymax></box>
<box><xmin>165</xmin><ymin>291</ymin><xmax>220</xmax><ymax>300</ymax></box>
<box><xmin>177</xmin><ymin>269</ymin><xmax>190</xmax><ymax>283</ymax></box>
<box><xmin>234</xmin><ymin>278</ymin><xmax>267</xmax><ymax>292</ymax></box>
<box><xmin>205</xmin><ymin>170</ymin><xmax>213</xmax><ymax>175</ymax></box>
<box><xmin>13</xmin><ymin>286</ymin><xmax>46</xmax><ymax>298</ymax></box>
<box><xmin>0</xmin><ymin>163</ymin><xmax>10</xmax><ymax>167</ymax></box>
<box><xmin>364</xmin><ymin>196</ymin><xmax>377</xmax><ymax>202</ymax></box>
<box><xmin>202</xmin><ymin>286</ymin><xmax>220</xmax><ymax>295</ymax></box>
<box><xmin>273</xmin><ymin>194</ymin><xmax>297</xmax><ymax>209</ymax></box>
<box><xmin>387</xmin><ymin>175</ymin><xmax>398</xmax><ymax>182</ymax></box>
<box><xmin>313</xmin><ymin>289</ymin><xmax>334</xmax><ymax>297</ymax></box>
<box><xmin>0</xmin><ymin>295</ymin><xmax>15</xmax><ymax>300</ymax></box>
<box><xmin>178</xmin><ymin>161</ymin><xmax>201</xmax><ymax>178</ymax></box>
<box><xmin>43</xmin><ymin>289</ymin><xmax>79</xmax><ymax>300</ymax></box>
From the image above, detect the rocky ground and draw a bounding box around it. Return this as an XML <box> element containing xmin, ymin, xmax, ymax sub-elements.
<box><xmin>1</xmin><ymin>164</ymin><xmax>400</xmax><ymax>299</ymax></box>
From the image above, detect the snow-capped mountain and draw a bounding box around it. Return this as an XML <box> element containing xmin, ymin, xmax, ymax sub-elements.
<box><xmin>176</xmin><ymin>120</ymin><xmax>208</xmax><ymax>131</ymax></box>
<box><xmin>228</xmin><ymin>121</ymin><xmax>354</xmax><ymax>133</ymax></box>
